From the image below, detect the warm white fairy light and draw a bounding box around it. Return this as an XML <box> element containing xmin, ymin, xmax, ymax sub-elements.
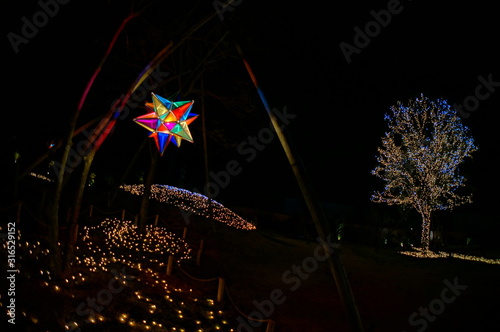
<box><xmin>371</xmin><ymin>94</ymin><xmax>478</xmax><ymax>250</ymax></box>
<box><xmin>120</xmin><ymin>183</ymin><xmax>256</xmax><ymax>230</ymax></box>
<box><xmin>7</xmin><ymin>225</ymin><xmax>237</xmax><ymax>332</ymax></box>
<box><xmin>399</xmin><ymin>247</ymin><xmax>500</xmax><ymax>264</ymax></box>
<box><xmin>79</xmin><ymin>218</ymin><xmax>192</xmax><ymax>272</ymax></box>
<box><xmin>28</xmin><ymin>172</ymin><xmax>53</xmax><ymax>182</ymax></box>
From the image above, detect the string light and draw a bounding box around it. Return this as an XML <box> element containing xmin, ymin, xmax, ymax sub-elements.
<box><xmin>399</xmin><ymin>247</ymin><xmax>500</xmax><ymax>264</ymax></box>
<box><xmin>121</xmin><ymin>184</ymin><xmax>256</xmax><ymax>230</ymax></box>
<box><xmin>28</xmin><ymin>172</ymin><xmax>53</xmax><ymax>182</ymax></box>
<box><xmin>5</xmin><ymin>220</ymin><xmax>237</xmax><ymax>331</ymax></box>
<box><xmin>78</xmin><ymin>218</ymin><xmax>192</xmax><ymax>272</ymax></box>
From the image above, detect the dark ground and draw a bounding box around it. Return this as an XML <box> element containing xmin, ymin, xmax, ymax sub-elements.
<box><xmin>167</xmin><ymin>204</ymin><xmax>500</xmax><ymax>332</ymax></box>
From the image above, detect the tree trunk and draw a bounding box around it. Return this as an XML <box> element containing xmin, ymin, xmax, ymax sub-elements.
<box><xmin>109</xmin><ymin>137</ymin><xmax>148</xmax><ymax>206</ymax></box>
<box><xmin>138</xmin><ymin>142</ymin><xmax>158</xmax><ymax>232</ymax></box>
<box><xmin>420</xmin><ymin>207</ymin><xmax>432</xmax><ymax>251</ymax></box>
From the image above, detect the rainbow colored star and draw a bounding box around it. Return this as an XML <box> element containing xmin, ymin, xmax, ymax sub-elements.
<box><xmin>133</xmin><ymin>93</ymin><xmax>198</xmax><ymax>155</ymax></box>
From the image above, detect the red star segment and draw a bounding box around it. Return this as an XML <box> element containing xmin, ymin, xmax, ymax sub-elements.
<box><xmin>134</xmin><ymin>93</ymin><xmax>198</xmax><ymax>155</ymax></box>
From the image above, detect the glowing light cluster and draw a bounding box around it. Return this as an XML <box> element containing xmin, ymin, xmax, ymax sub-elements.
<box><xmin>121</xmin><ymin>184</ymin><xmax>256</xmax><ymax>230</ymax></box>
<box><xmin>29</xmin><ymin>172</ymin><xmax>53</xmax><ymax>182</ymax></box>
<box><xmin>399</xmin><ymin>247</ymin><xmax>500</xmax><ymax>265</ymax></box>
<box><xmin>59</xmin><ymin>260</ymin><xmax>235</xmax><ymax>331</ymax></box>
<box><xmin>4</xmin><ymin>226</ymin><xmax>237</xmax><ymax>331</ymax></box>
<box><xmin>371</xmin><ymin>94</ymin><xmax>478</xmax><ymax>250</ymax></box>
<box><xmin>79</xmin><ymin>218</ymin><xmax>192</xmax><ymax>272</ymax></box>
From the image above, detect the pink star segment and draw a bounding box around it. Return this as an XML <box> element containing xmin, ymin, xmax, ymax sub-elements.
<box><xmin>133</xmin><ymin>93</ymin><xmax>198</xmax><ymax>155</ymax></box>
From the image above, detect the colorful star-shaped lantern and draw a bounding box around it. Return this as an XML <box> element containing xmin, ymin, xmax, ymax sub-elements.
<box><xmin>133</xmin><ymin>93</ymin><xmax>198</xmax><ymax>155</ymax></box>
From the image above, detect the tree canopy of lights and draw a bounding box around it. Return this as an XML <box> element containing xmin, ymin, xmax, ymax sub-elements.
<box><xmin>371</xmin><ymin>94</ymin><xmax>478</xmax><ymax>251</ymax></box>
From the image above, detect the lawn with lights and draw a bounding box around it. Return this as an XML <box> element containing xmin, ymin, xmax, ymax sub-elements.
<box><xmin>7</xmin><ymin>213</ymin><xmax>246</xmax><ymax>331</ymax></box>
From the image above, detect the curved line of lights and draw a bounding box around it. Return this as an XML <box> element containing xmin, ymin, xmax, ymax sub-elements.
<box><xmin>120</xmin><ymin>183</ymin><xmax>256</xmax><ymax>230</ymax></box>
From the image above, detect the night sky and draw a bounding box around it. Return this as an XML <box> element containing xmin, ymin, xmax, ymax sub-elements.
<box><xmin>4</xmin><ymin>0</ymin><xmax>499</xmax><ymax>217</ymax></box>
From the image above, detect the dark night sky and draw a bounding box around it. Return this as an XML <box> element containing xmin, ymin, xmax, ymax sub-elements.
<box><xmin>3</xmin><ymin>0</ymin><xmax>499</xmax><ymax>216</ymax></box>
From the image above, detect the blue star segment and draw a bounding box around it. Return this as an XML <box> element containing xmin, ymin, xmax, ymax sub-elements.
<box><xmin>133</xmin><ymin>93</ymin><xmax>198</xmax><ymax>155</ymax></box>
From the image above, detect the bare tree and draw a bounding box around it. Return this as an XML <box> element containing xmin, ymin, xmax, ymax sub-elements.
<box><xmin>371</xmin><ymin>94</ymin><xmax>478</xmax><ymax>251</ymax></box>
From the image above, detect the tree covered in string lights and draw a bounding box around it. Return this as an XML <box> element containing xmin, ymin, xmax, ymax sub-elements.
<box><xmin>371</xmin><ymin>94</ymin><xmax>478</xmax><ymax>251</ymax></box>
